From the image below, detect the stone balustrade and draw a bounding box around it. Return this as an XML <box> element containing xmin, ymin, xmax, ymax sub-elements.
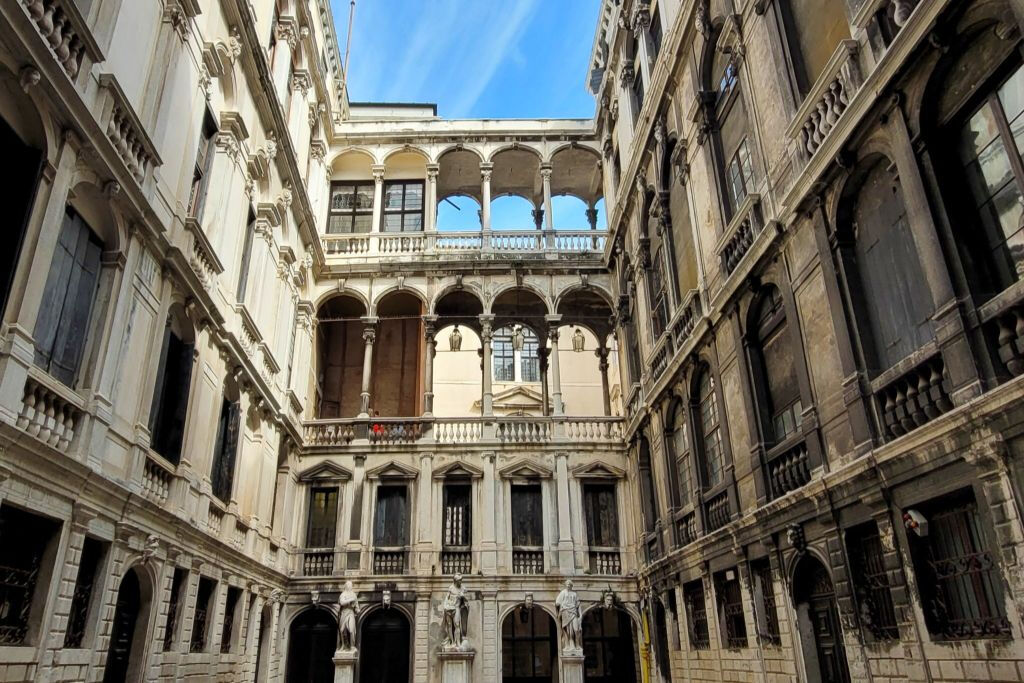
<box><xmin>765</xmin><ymin>439</ymin><xmax>811</xmax><ymax>500</ymax></box>
<box><xmin>787</xmin><ymin>41</ymin><xmax>862</xmax><ymax>158</ymax></box>
<box><xmin>20</xmin><ymin>0</ymin><xmax>98</xmax><ymax>80</ymax></box>
<box><xmin>587</xmin><ymin>550</ymin><xmax>622</xmax><ymax>575</ymax></box>
<box><xmin>875</xmin><ymin>352</ymin><xmax>952</xmax><ymax>442</ymax></box>
<box><xmin>184</xmin><ymin>217</ymin><xmax>225</xmax><ymax>290</ymax></box>
<box><xmin>704</xmin><ymin>491</ymin><xmax>731</xmax><ymax>532</ymax></box>
<box><xmin>16</xmin><ymin>373</ymin><xmax>81</xmax><ymax>452</ymax></box>
<box><xmin>141</xmin><ymin>455</ymin><xmax>173</xmax><ymax>505</ymax></box>
<box><xmin>97</xmin><ymin>75</ymin><xmax>161</xmax><ymax>183</ymax></box>
<box><xmin>717</xmin><ymin>195</ymin><xmax>763</xmax><ymax>277</ymax></box>
<box><xmin>320</xmin><ymin>229</ymin><xmax>608</xmax><ymax>262</ymax></box>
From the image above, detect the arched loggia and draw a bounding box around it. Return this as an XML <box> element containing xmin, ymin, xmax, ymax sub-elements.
<box><xmin>286</xmin><ymin>608</ymin><xmax>338</xmax><ymax>683</ymax></box>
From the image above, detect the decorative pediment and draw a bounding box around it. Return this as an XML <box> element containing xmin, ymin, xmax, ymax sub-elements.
<box><xmin>474</xmin><ymin>386</ymin><xmax>543</xmax><ymax>416</ymax></box>
<box><xmin>366</xmin><ymin>460</ymin><xmax>419</xmax><ymax>480</ymax></box>
<box><xmin>432</xmin><ymin>461</ymin><xmax>484</xmax><ymax>480</ymax></box>
<box><xmin>297</xmin><ymin>461</ymin><xmax>352</xmax><ymax>482</ymax></box>
<box><xmin>572</xmin><ymin>462</ymin><xmax>625</xmax><ymax>479</ymax></box>
<box><xmin>499</xmin><ymin>459</ymin><xmax>553</xmax><ymax>480</ymax></box>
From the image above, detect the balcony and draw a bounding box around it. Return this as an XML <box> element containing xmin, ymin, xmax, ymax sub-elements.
<box><xmin>302</xmin><ymin>549</ymin><xmax>335</xmax><ymax>577</ymax></box>
<box><xmin>587</xmin><ymin>549</ymin><xmax>622</xmax><ymax>575</ymax></box>
<box><xmin>441</xmin><ymin>550</ymin><xmax>472</xmax><ymax>575</ymax></box>
<box><xmin>786</xmin><ymin>41</ymin><xmax>862</xmax><ymax>159</ymax></box>
<box><xmin>372</xmin><ymin>549</ymin><xmax>407</xmax><ymax>575</ymax></box>
<box><xmin>873</xmin><ymin>350</ymin><xmax>952</xmax><ymax>443</ymax></box>
<box><xmin>512</xmin><ymin>549</ymin><xmax>544</xmax><ymax>574</ymax></box>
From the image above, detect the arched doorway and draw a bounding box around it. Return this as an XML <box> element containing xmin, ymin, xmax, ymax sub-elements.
<box><xmin>582</xmin><ymin>608</ymin><xmax>637</xmax><ymax>683</ymax></box>
<box><xmin>501</xmin><ymin>605</ymin><xmax>556</xmax><ymax>682</ymax></box>
<box><xmin>358</xmin><ymin>608</ymin><xmax>410</xmax><ymax>683</ymax></box>
<box><xmin>286</xmin><ymin>609</ymin><xmax>337</xmax><ymax>683</ymax></box>
<box><xmin>793</xmin><ymin>556</ymin><xmax>850</xmax><ymax>683</ymax></box>
<box><xmin>104</xmin><ymin>567</ymin><xmax>151</xmax><ymax>683</ymax></box>
<box><xmin>253</xmin><ymin>603</ymin><xmax>272</xmax><ymax>683</ymax></box>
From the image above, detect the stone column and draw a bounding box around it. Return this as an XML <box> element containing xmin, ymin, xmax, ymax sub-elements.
<box><xmin>370</xmin><ymin>165</ymin><xmax>386</xmax><ymax>233</ymax></box>
<box><xmin>423</xmin><ymin>316</ymin><xmax>437</xmax><ymax>416</ymax></box>
<box><xmin>539</xmin><ymin>347</ymin><xmax>550</xmax><ymax>416</ymax></box>
<box><xmin>358</xmin><ymin>319</ymin><xmax>377</xmax><ymax>417</ymax></box>
<box><xmin>596</xmin><ymin>344</ymin><xmax>612</xmax><ymax>417</ymax></box>
<box><xmin>555</xmin><ymin>452</ymin><xmax>574</xmax><ymax>571</ymax></box>
<box><xmin>546</xmin><ymin>315</ymin><xmax>564</xmax><ymax>415</ymax></box>
<box><xmin>480</xmin><ymin>162</ymin><xmax>493</xmax><ymax>249</ymax></box>
<box><xmin>586</xmin><ymin>206</ymin><xmax>598</xmax><ymax>230</ymax></box>
<box><xmin>426</xmin><ymin>163</ymin><xmax>439</xmax><ymax>233</ymax></box>
<box><xmin>480</xmin><ymin>315</ymin><xmax>494</xmax><ymax>416</ymax></box>
<box><xmin>271</xmin><ymin>18</ymin><xmax>297</xmax><ymax>101</ymax></box>
<box><xmin>541</xmin><ymin>165</ymin><xmax>555</xmax><ymax>249</ymax></box>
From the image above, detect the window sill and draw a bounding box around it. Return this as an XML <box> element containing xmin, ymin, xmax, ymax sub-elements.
<box><xmin>0</xmin><ymin>646</ymin><xmax>39</xmax><ymax>664</ymax></box>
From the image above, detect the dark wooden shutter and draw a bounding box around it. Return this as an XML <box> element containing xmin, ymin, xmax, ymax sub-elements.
<box><xmin>511</xmin><ymin>485</ymin><xmax>543</xmax><ymax>546</ymax></box>
<box><xmin>148</xmin><ymin>324</ymin><xmax>173</xmax><ymax>437</ymax></box>
<box><xmin>149</xmin><ymin>328</ymin><xmax>192</xmax><ymax>464</ymax></box>
<box><xmin>211</xmin><ymin>399</ymin><xmax>240</xmax><ymax>502</ymax></box>
<box><xmin>34</xmin><ymin>211</ymin><xmax>80</xmax><ymax>372</ymax></box>
<box><xmin>373</xmin><ymin>486</ymin><xmax>408</xmax><ymax>546</ymax></box>
<box><xmin>584</xmin><ymin>484</ymin><xmax>619</xmax><ymax>547</ymax></box>
<box><xmin>306</xmin><ymin>488</ymin><xmax>339</xmax><ymax>548</ymax></box>
<box><xmin>236</xmin><ymin>210</ymin><xmax>256</xmax><ymax>302</ymax></box>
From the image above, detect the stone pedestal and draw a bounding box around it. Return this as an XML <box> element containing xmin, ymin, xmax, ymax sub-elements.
<box><xmin>560</xmin><ymin>650</ymin><xmax>585</xmax><ymax>683</ymax></box>
<box><xmin>333</xmin><ymin>648</ymin><xmax>358</xmax><ymax>683</ymax></box>
<box><xmin>438</xmin><ymin>647</ymin><xmax>475</xmax><ymax>683</ymax></box>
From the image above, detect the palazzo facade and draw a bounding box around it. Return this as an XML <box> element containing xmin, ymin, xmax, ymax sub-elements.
<box><xmin>4</xmin><ymin>0</ymin><xmax>1024</xmax><ymax>682</ymax></box>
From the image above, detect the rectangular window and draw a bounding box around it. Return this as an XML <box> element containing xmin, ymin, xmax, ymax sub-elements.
<box><xmin>631</xmin><ymin>71</ymin><xmax>645</xmax><ymax>122</ymax></box>
<box><xmin>521</xmin><ymin>333</ymin><xmax>539</xmax><ymax>382</ymax></box>
<box><xmin>64</xmin><ymin>537</ymin><xmax>106</xmax><ymax>648</ymax></box>
<box><xmin>907</xmin><ymin>489</ymin><xmax>1011</xmax><ymax>640</ymax></box>
<box><xmin>373</xmin><ymin>485</ymin><xmax>409</xmax><ymax>547</ymax></box>
<box><xmin>220</xmin><ymin>586</ymin><xmax>241</xmax><ymax>654</ymax></box>
<box><xmin>163</xmin><ymin>567</ymin><xmax>187</xmax><ymax>651</ymax></box>
<box><xmin>149</xmin><ymin>325</ymin><xmax>194</xmax><ymax>465</ymax></box>
<box><xmin>305</xmin><ymin>487</ymin><xmax>339</xmax><ymax>549</ymax></box>
<box><xmin>649</xmin><ymin>7</ymin><xmax>663</xmax><ymax>58</ymax></box>
<box><xmin>699</xmin><ymin>376</ymin><xmax>725</xmax><ymax>488</ymax></box>
<box><xmin>33</xmin><ymin>207</ymin><xmax>103</xmax><ymax>387</ymax></box>
<box><xmin>846</xmin><ymin>522</ymin><xmax>899</xmax><ymax>641</ymax></box>
<box><xmin>210</xmin><ymin>398</ymin><xmax>241</xmax><ymax>503</ymax></box>
<box><xmin>190</xmin><ymin>577</ymin><xmax>216</xmax><ymax>652</ymax></box>
<box><xmin>493</xmin><ymin>333</ymin><xmax>515</xmax><ymax>382</ymax></box>
<box><xmin>716</xmin><ymin>570</ymin><xmax>748</xmax><ymax>649</ymax></box>
<box><xmin>382</xmin><ymin>180</ymin><xmax>424</xmax><ymax>232</ymax></box>
<box><xmin>511</xmin><ymin>484</ymin><xmax>543</xmax><ymax>547</ymax></box>
<box><xmin>236</xmin><ymin>209</ymin><xmax>257</xmax><ymax>302</ymax></box>
<box><xmin>443</xmin><ymin>483</ymin><xmax>472</xmax><ymax>548</ymax></box>
<box><xmin>683</xmin><ymin>579</ymin><xmax>710</xmax><ymax>650</ymax></box>
<box><xmin>726</xmin><ymin>137</ymin><xmax>756</xmax><ymax>211</ymax></box>
<box><xmin>751</xmin><ymin>559</ymin><xmax>780</xmax><ymax>646</ymax></box>
<box><xmin>188</xmin><ymin>109</ymin><xmax>218</xmax><ymax>219</ymax></box>
<box><xmin>327</xmin><ymin>182</ymin><xmax>374</xmax><ymax>234</ymax></box>
<box><xmin>583</xmin><ymin>483</ymin><xmax>620</xmax><ymax>548</ymax></box>
<box><xmin>0</xmin><ymin>505</ymin><xmax>60</xmax><ymax>646</ymax></box>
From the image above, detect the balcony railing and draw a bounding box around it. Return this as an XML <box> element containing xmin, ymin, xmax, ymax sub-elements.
<box><xmin>302</xmin><ymin>550</ymin><xmax>334</xmax><ymax>577</ymax></box>
<box><xmin>321</xmin><ymin>229</ymin><xmax>607</xmax><ymax>260</ymax></box>
<box><xmin>717</xmin><ymin>195</ymin><xmax>764</xmax><ymax>278</ymax></box>
<box><xmin>787</xmin><ymin>41</ymin><xmax>862</xmax><ymax>158</ymax></box>
<box><xmin>512</xmin><ymin>549</ymin><xmax>544</xmax><ymax>574</ymax></box>
<box><xmin>142</xmin><ymin>454</ymin><xmax>174</xmax><ymax>506</ymax></box>
<box><xmin>16</xmin><ymin>372</ymin><xmax>82</xmax><ymax>453</ymax></box>
<box><xmin>372</xmin><ymin>549</ymin><xmax>407</xmax><ymax>575</ymax></box>
<box><xmin>675</xmin><ymin>512</ymin><xmax>698</xmax><ymax>547</ymax></box>
<box><xmin>873</xmin><ymin>351</ymin><xmax>952</xmax><ymax>442</ymax></box>
<box><xmin>441</xmin><ymin>550</ymin><xmax>472</xmax><ymax>575</ymax></box>
<box><xmin>588</xmin><ymin>549</ymin><xmax>622</xmax><ymax>575</ymax></box>
<box><xmin>765</xmin><ymin>438</ymin><xmax>811</xmax><ymax>500</ymax></box>
<box><xmin>704</xmin><ymin>491</ymin><xmax>731</xmax><ymax>533</ymax></box>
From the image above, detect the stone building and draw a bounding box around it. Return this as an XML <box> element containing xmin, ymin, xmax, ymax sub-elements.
<box><xmin>3</xmin><ymin>0</ymin><xmax>1024</xmax><ymax>682</ymax></box>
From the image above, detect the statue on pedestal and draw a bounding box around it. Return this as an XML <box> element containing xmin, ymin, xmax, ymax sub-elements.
<box><xmin>338</xmin><ymin>581</ymin><xmax>359</xmax><ymax>651</ymax></box>
<box><xmin>441</xmin><ymin>574</ymin><xmax>469</xmax><ymax>650</ymax></box>
<box><xmin>555</xmin><ymin>579</ymin><xmax>583</xmax><ymax>653</ymax></box>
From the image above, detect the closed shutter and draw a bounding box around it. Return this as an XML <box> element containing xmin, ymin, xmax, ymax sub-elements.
<box><xmin>211</xmin><ymin>399</ymin><xmax>240</xmax><ymax>502</ymax></box>
<box><xmin>373</xmin><ymin>486</ymin><xmax>408</xmax><ymax>546</ymax></box>
<box><xmin>511</xmin><ymin>485</ymin><xmax>543</xmax><ymax>546</ymax></box>
<box><xmin>584</xmin><ymin>484</ymin><xmax>619</xmax><ymax>547</ymax></box>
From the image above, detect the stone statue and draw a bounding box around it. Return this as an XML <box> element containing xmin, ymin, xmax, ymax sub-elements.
<box><xmin>441</xmin><ymin>573</ymin><xmax>469</xmax><ymax>649</ymax></box>
<box><xmin>338</xmin><ymin>581</ymin><xmax>359</xmax><ymax>651</ymax></box>
<box><xmin>555</xmin><ymin>579</ymin><xmax>583</xmax><ymax>652</ymax></box>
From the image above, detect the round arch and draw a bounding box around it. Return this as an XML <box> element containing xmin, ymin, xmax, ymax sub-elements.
<box><xmin>790</xmin><ymin>553</ymin><xmax>851</xmax><ymax>683</ymax></box>
<box><xmin>436</xmin><ymin>144</ymin><xmax>485</xmax><ymax>164</ymax></box>
<box><xmin>372</xmin><ymin>287</ymin><xmax>429</xmax><ymax>317</ymax></box>
<box><xmin>103</xmin><ymin>563</ymin><xmax>157</xmax><ymax>683</ymax></box>
<box><xmin>285</xmin><ymin>607</ymin><xmax>338</xmax><ymax>683</ymax></box>
<box><xmin>580</xmin><ymin>605</ymin><xmax>639</xmax><ymax>683</ymax></box>
<box><xmin>487</xmin><ymin>143</ymin><xmax>544</xmax><ymax>164</ymax></box>
<box><xmin>313</xmin><ymin>289</ymin><xmax>370</xmax><ymax>316</ymax></box>
<box><xmin>499</xmin><ymin>603</ymin><xmax>557</xmax><ymax>683</ymax></box>
<box><xmin>430</xmin><ymin>285</ymin><xmax>486</xmax><ymax>318</ymax></box>
<box><xmin>357</xmin><ymin>606</ymin><xmax>412</xmax><ymax>683</ymax></box>
<box><xmin>490</xmin><ymin>286</ymin><xmax>551</xmax><ymax>336</ymax></box>
<box><xmin>329</xmin><ymin>148</ymin><xmax>377</xmax><ymax>177</ymax></box>
<box><xmin>382</xmin><ymin>145</ymin><xmax>430</xmax><ymax>165</ymax></box>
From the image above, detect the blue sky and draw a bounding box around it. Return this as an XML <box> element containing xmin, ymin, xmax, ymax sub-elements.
<box><xmin>332</xmin><ymin>0</ymin><xmax>601</xmax><ymax>119</ymax></box>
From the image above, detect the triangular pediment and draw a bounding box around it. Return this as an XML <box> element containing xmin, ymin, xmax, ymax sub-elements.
<box><xmin>474</xmin><ymin>386</ymin><xmax>544</xmax><ymax>416</ymax></box>
<box><xmin>571</xmin><ymin>462</ymin><xmax>625</xmax><ymax>479</ymax></box>
<box><xmin>297</xmin><ymin>461</ymin><xmax>352</xmax><ymax>482</ymax></box>
<box><xmin>433</xmin><ymin>461</ymin><xmax>484</xmax><ymax>479</ymax></box>
<box><xmin>366</xmin><ymin>459</ymin><xmax>419</xmax><ymax>480</ymax></box>
<box><xmin>498</xmin><ymin>458</ymin><xmax>553</xmax><ymax>479</ymax></box>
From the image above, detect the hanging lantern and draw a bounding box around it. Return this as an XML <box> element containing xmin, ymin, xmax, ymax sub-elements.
<box><xmin>512</xmin><ymin>325</ymin><xmax>526</xmax><ymax>352</ymax></box>
<box><xmin>449</xmin><ymin>324</ymin><xmax>463</xmax><ymax>351</ymax></box>
<box><xmin>572</xmin><ymin>327</ymin><xmax>586</xmax><ymax>352</ymax></box>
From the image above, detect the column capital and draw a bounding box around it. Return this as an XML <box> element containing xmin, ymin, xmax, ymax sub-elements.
<box><xmin>371</xmin><ymin>164</ymin><xmax>386</xmax><ymax>181</ymax></box>
<box><xmin>545</xmin><ymin>314</ymin><xmax>563</xmax><ymax>327</ymax></box>
<box><xmin>478</xmin><ymin>314</ymin><xmax>495</xmax><ymax>332</ymax></box>
<box><xmin>480</xmin><ymin>163</ymin><xmax>493</xmax><ymax>181</ymax></box>
<box><xmin>540</xmin><ymin>164</ymin><xmax>553</xmax><ymax>180</ymax></box>
<box><xmin>426</xmin><ymin>163</ymin><xmax>440</xmax><ymax>178</ymax></box>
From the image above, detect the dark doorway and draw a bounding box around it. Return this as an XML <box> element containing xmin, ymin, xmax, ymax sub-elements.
<box><xmin>0</xmin><ymin>115</ymin><xmax>42</xmax><ymax>320</ymax></box>
<box><xmin>501</xmin><ymin>606</ymin><xmax>556</xmax><ymax>683</ymax></box>
<box><xmin>358</xmin><ymin>608</ymin><xmax>411</xmax><ymax>683</ymax></box>
<box><xmin>793</xmin><ymin>556</ymin><xmax>851</xmax><ymax>683</ymax></box>
<box><xmin>286</xmin><ymin>609</ymin><xmax>337</xmax><ymax>683</ymax></box>
<box><xmin>583</xmin><ymin>608</ymin><xmax>637</xmax><ymax>683</ymax></box>
<box><xmin>104</xmin><ymin>570</ymin><xmax>142</xmax><ymax>683</ymax></box>
<box><xmin>254</xmin><ymin>604</ymin><xmax>272</xmax><ymax>683</ymax></box>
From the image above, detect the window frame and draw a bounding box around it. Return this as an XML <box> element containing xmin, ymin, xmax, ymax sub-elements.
<box><xmin>327</xmin><ymin>181</ymin><xmax>375</xmax><ymax>234</ymax></box>
<box><xmin>381</xmin><ymin>180</ymin><xmax>425</xmax><ymax>233</ymax></box>
<box><xmin>305</xmin><ymin>486</ymin><xmax>340</xmax><ymax>550</ymax></box>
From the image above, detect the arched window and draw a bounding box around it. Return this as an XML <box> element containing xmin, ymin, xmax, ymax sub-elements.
<box><xmin>666</xmin><ymin>401</ymin><xmax>692</xmax><ymax>508</ymax></box>
<box><xmin>638</xmin><ymin>437</ymin><xmax>659</xmax><ymax>535</ymax></box>
<box><xmin>841</xmin><ymin>158</ymin><xmax>934</xmax><ymax>372</ymax></box>
<box><xmin>210</xmin><ymin>383</ymin><xmax>242</xmax><ymax>503</ymax></box>
<box><xmin>649</xmin><ymin>246</ymin><xmax>669</xmax><ymax>337</ymax></box>
<box><xmin>693</xmin><ymin>369</ymin><xmax>724</xmax><ymax>488</ymax></box>
<box><xmin>706</xmin><ymin>31</ymin><xmax>757</xmax><ymax>220</ymax></box>
<box><xmin>748</xmin><ymin>287</ymin><xmax>802</xmax><ymax>444</ymax></box>
<box><xmin>149</xmin><ymin>306</ymin><xmax>195</xmax><ymax>465</ymax></box>
<box><xmin>779</xmin><ymin>0</ymin><xmax>851</xmax><ymax>96</ymax></box>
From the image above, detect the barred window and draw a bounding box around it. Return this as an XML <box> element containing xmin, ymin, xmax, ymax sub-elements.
<box><xmin>220</xmin><ymin>586</ymin><xmax>241</xmax><ymax>654</ymax></box>
<box><xmin>64</xmin><ymin>537</ymin><xmax>105</xmax><ymax>648</ymax></box>
<box><xmin>0</xmin><ymin>505</ymin><xmax>60</xmax><ymax>646</ymax></box>
<box><xmin>163</xmin><ymin>568</ymin><xmax>187</xmax><ymax>651</ymax></box>
<box><xmin>443</xmin><ymin>483</ymin><xmax>472</xmax><ymax>548</ymax></box>
<box><xmin>684</xmin><ymin>579</ymin><xmax>710</xmax><ymax>650</ymax></box>
<box><xmin>716</xmin><ymin>570</ymin><xmax>748</xmax><ymax>649</ymax></box>
<box><xmin>846</xmin><ymin>522</ymin><xmax>899</xmax><ymax>641</ymax></box>
<box><xmin>751</xmin><ymin>559</ymin><xmax>780</xmax><ymax>646</ymax></box>
<box><xmin>190</xmin><ymin>577</ymin><xmax>216</xmax><ymax>652</ymax></box>
<box><xmin>907</xmin><ymin>489</ymin><xmax>1011</xmax><ymax>640</ymax></box>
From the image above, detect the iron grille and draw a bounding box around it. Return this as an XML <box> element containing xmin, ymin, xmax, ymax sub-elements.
<box><xmin>684</xmin><ymin>581</ymin><xmax>710</xmax><ymax>650</ymax></box>
<box><xmin>64</xmin><ymin>538</ymin><xmax>104</xmax><ymax>648</ymax></box>
<box><xmin>718</xmin><ymin>575</ymin><xmax>748</xmax><ymax>649</ymax></box>
<box><xmin>163</xmin><ymin>569</ymin><xmax>186</xmax><ymax>651</ymax></box>
<box><xmin>847</xmin><ymin>524</ymin><xmax>899</xmax><ymax>641</ymax></box>
<box><xmin>753</xmin><ymin>561</ymin><xmax>780</xmax><ymax>646</ymax></box>
<box><xmin>0</xmin><ymin>564</ymin><xmax>39</xmax><ymax>645</ymax></box>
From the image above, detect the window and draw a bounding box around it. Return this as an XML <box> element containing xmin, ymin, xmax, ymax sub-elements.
<box><xmin>694</xmin><ymin>370</ymin><xmax>725</xmax><ymax>488</ymax></box>
<box><xmin>236</xmin><ymin>209</ymin><xmax>257</xmax><ymax>302</ymax></box>
<box><xmin>668</xmin><ymin>403</ymin><xmax>692</xmax><ymax>507</ymax></box>
<box><xmin>511</xmin><ymin>485</ymin><xmax>543</xmax><ymax>547</ymax></box>
<box><xmin>149</xmin><ymin>317</ymin><xmax>194</xmax><ymax>465</ymax></box>
<box><xmin>373</xmin><ymin>485</ymin><xmax>409</xmax><ymax>547</ymax></box>
<box><xmin>631</xmin><ymin>69</ymin><xmax>645</xmax><ymax>123</ymax></box>
<box><xmin>846</xmin><ymin>522</ymin><xmax>899</xmax><ymax>641</ymax></box>
<box><xmin>725</xmin><ymin>137</ymin><xmax>756</xmax><ymax>211</ymax></box>
<box><xmin>188</xmin><ymin>109</ymin><xmax>217</xmax><ymax>219</ymax></box>
<box><xmin>65</xmin><ymin>537</ymin><xmax>105</xmax><ymax>648</ymax></box>
<box><xmin>779</xmin><ymin>0</ymin><xmax>851</xmax><ymax>96</ymax></box>
<box><xmin>716</xmin><ymin>570</ymin><xmax>748</xmax><ymax>649</ymax></box>
<box><xmin>1</xmin><ymin>115</ymin><xmax>42</xmax><ymax>323</ymax></box>
<box><xmin>493</xmin><ymin>330</ymin><xmax>515</xmax><ymax>382</ymax></box>
<box><xmin>0</xmin><ymin>505</ymin><xmax>60</xmax><ymax>646</ymax></box>
<box><xmin>210</xmin><ymin>398</ymin><xmax>241</xmax><ymax>503</ymax></box>
<box><xmin>190</xmin><ymin>577</ymin><xmax>216</xmax><ymax>652</ymax></box>
<box><xmin>583</xmin><ymin>483</ymin><xmax>620</xmax><ymax>548</ymax></box>
<box><xmin>708</xmin><ymin>37</ymin><xmax>757</xmax><ymax>220</ymax></box>
<box><xmin>750</xmin><ymin>287</ymin><xmax>802</xmax><ymax>444</ymax></box>
<box><xmin>502</xmin><ymin>607</ymin><xmax>555</xmax><ymax>682</ymax></box>
<box><xmin>305</xmin><ymin>487</ymin><xmax>339</xmax><ymax>549</ymax></box>
<box><xmin>649</xmin><ymin>246</ymin><xmax>669</xmax><ymax>338</ymax></box>
<box><xmin>521</xmin><ymin>332</ymin><xmax>540</xmax><ymax>382</ymax></box>
<box><xmin>33</xmin><ymin>208</ymin><xmax>103</xmax><ymax>387</ymax></box>
<box><xmin>649</xmin><ymin>6</ymin><xmax>662</xmax><ymax>58</ymax></box>
<box><xmin>163</xmin><ymin>568</ymin><xmax>187</xmax><ymax>651</ymax></box>
<box><xmin>906</xmin><ymin>489</ymin><xmax>1011</xmax><ymax>640</ymax></box>
<box><xmin>638</xmin><ymin>439</ymin><xmax>659</xmax><ymax>538</ymax></box>
<box><xmin>956</xmin><ymin>63</ymin><xmax>1024</xmax><ymax>294</ymax></box>
<box><xmin>328</xmin><ymin>182</ymin><xmax>374</xmax><ymax>234</ymax></box>
<box><xmin>220</xmin><ymin>586</ymin><xmax>241</xmax><ymax>654</ymax></box>
<box><xmin>443</xmin><ymin>483</ymin><xmax>472</xmax><ymax>548</ymax></box>
<box><xmin>751</xmin><ymin>560</ymin><xmax>780</xmax><ymax>646</ymax></box>
<box><xmin>683</xmin><ymin>579</ymin><xmax>710</xmax><ymax>650</ymax></box>
<box><xmin>382</xmin><ymin>180</ymin><xmax>424</xmax><ymax>232</ymax></box>
<box><xmin>493</xmin><ymin>326</ymin><xmax>540</xmax><ymax>383</ymax></box>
